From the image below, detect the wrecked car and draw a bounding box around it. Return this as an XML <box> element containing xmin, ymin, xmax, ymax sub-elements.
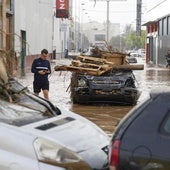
<box><xmin>70</xmin><ymin>70</ymin><xmax>139</xmax><ymax>105</ymax></box>
<box><xmin>54</xmin><ymin>48</ymin><xmax>144</xmax><ymax>105</ymax></box>
<box><xmin>0</xmin><ymin>76</ymin><xmax>109</xmax><ymax>170</ymax></box>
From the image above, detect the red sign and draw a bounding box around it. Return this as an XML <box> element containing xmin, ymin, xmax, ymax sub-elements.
<box><xmin>56</xmin><ymin>0</ymin><xmax>69</xmax><ymax>18</ymax></box>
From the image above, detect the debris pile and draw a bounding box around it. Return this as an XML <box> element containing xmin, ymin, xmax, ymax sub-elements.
<box><xmin>54</xmin><ymin>48</ymin><xmax>144</xmax><ymax>76</ymax></box>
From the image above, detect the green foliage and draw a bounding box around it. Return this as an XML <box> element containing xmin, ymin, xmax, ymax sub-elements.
<box><xmin>109</xmin><ymin>35</ymin><xmax>122</xmax><ymax>50</ymax></box>
<box><xmin>125</xmin><ymin>30</ymin><xmax>146</xmax><ymax>50</ymax></box>
<box><xmin>109</xmin><ymin>25</ymin><xmax>146</xmax><ymax>51</ymax></box>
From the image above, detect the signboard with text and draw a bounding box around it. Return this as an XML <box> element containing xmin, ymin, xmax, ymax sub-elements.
<box><xmin>56</xmin><ymin>0</ymin><xmax>69</xmax><ymax>18</ymax></box>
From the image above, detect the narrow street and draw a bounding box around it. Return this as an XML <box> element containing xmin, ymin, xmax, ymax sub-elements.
<box><xmin>18</xmin><ymin>57</ymin><xmax>170</xmax><ymax>137</ymax></box>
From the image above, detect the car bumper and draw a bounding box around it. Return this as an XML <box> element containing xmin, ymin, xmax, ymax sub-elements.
<box><xmin>73</xmin><ymin>87</ymin><xmax>139</xmax><ymax>105</ymax></box>
<box><xmin>39</xmin><ymin>160</ymin><xmax>91</xmax><ymax>170</ymax></box>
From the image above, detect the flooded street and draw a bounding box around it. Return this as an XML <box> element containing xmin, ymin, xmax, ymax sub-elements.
<box><xmin>70</xmin><ymin>104</ymin><xmax>132</xmax><ymax>136</ymax></box>
<box><xmin>19</xmin><ymin>58</ymin><xmax>170</xmax><ymax>136</ymax></box>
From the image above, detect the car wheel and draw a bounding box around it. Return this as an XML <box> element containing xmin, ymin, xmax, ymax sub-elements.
<box><xmin>72</xmin><ymin>95</ymin><xmax>78</xmax><ymax>104</ymax></box>
<box><xmin>131</xmin><ymin>91</ymin><xmax>138</xmax><ymax>105</ymax></box>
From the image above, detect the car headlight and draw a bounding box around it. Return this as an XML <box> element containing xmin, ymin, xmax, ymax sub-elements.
<box><xmin>34</xmin><ymin>138</ymin><xmax>81</xmax><ymax>165</ymax></box>
<box><xmin>78</xmin><ymin>78</ymin><xmax>87</xmax><ymax>87</ymax></box>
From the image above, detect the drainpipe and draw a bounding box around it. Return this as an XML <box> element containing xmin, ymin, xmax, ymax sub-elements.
<box><xmin>2</xmin><ymin>0</ymin><xmax>6</xmax><ymax>50</ymax></box>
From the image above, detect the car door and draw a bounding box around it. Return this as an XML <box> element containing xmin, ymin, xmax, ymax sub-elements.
<box><xmin>120</xmin><ymin>93</ymin><xmax>170</xmax><ymax>170</ymax></box>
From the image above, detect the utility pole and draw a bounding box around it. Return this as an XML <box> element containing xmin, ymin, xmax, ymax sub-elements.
<box><xmin>95</xmin><ymin>0</ymin><xmax>126</xmax><ymax>43</ymax></box>
<box><xmin>136</xmin><ymin>0</ymin><xmax>142</xmax><ymax>36</ymax></box>
<box><xmin>106</xmin><ymin>0</ymin><xmax>109</xmax><ymax>42</ymax></box>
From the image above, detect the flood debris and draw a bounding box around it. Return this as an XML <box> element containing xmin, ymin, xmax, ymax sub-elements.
<box><xmin>54</xmin><ymin>47</ymin><xmax>144</xmax><ymax>76</ymax></box>
<box><xmin>54</xmin><ymin>46</ymin><xmax>144</xmax><ymax>105</ymax></box>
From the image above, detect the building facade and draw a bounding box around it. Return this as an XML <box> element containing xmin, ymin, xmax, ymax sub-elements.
<box><xmin>0</xmin><ymin>0</ymin><xmax>74</xmax><ymax>75</ymax></box>
<box><xmin>144</xmin><ymin>0</ymin><xmax>170</xmax><ymax>66</ymax></box>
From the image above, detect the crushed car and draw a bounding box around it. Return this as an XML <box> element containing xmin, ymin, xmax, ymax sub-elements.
<box><xmin>54</xmin><ymin>47</ymin><xmax>144</xmax><ymax>105</ymax></box>
<box><xmin>70</xmin><ymin>70</ymin><xmax>139</xmax><ymax>105</ymax></box>
<box><xmin>0</xmin><ymin>58</ymin><xmax>109</xmax><ymax>170</ymax></box>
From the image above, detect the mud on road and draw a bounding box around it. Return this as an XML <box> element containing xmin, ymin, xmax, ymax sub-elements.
<box><xmin>71</xmin><ymin>104</ymin><xmax>132</xmax><ymax>137</ymax></box>
<box><xmin>19</xmin><ymin>59</ymin><xmax>170</xmax><ymax>136</ymax></box>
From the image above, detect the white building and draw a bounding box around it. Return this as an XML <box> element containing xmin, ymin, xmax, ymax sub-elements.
<box><xmin>14</xmin><ymin>0</ymin><xmax>54</xmax><ymax>56</ymax></box>
<box><xmin>82</xmin><ymin>21</ymin><xmax>120</xmax><ymax>48</ymax></box>
<box><xmin>144</xmin><ymin>0</ymin><xmax>170</xmax><ymax>22</ymax></box>
<box><xmin>143</xmin><ymin>0</ymin><xmax>170</xmax><ymax>65</ymax></box>
<box><xmin>13</xmin><ymin>0</ymin><xmax>74</xmax><ymax>74</ymax></box>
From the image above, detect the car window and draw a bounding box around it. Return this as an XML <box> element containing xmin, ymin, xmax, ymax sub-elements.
<box><xmin>0</xmin><ymin>78</ymin><xmax>60</xmax><ymax>124</ymax></box>
<box><xmin>160</xmin><ymin>112</ymin><xmax>170</xmax><ymax>135</ymax></box>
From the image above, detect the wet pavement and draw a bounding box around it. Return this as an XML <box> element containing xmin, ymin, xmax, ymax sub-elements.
<box><xmin>18</xmin><ymin>57</ymin><xmax>170</xmax><ymax>137</ymax></box>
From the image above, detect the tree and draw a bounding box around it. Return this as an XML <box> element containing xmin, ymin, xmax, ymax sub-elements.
<box><xmin>109</xmin><ymin>23</ymin><xmax>146</xmax><ymax>51</ymax></box>
<box><xmin>109</xmin><ymin>35</ymin><xmax>126</xmax><ymax>50</ymax></box>
<box><xmin>125</xmin><ymin>30</ymin><xmax>146</xmax><ymax>50</ymax></box>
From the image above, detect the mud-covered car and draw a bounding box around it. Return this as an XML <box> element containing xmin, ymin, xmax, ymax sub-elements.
<box><xmin>0</xmin><ymin>78</ymin><xmax>109</xmax><ymax>170</ymax></box>
<box><xmin>70</xmin><ymin>70</ymin><xmax>140</xmax><ymax>105</ymax></box>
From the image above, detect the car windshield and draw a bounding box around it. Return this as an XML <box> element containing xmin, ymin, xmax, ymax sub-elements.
<box><xmin>0</xmin><ymin>99</ymin><xmax>50</xmax><ymax>126</ymax></box>
<box><xmin>0</xmin><ymin>78</ymin><xmax>60</xmax><ymax>126</ymax></box>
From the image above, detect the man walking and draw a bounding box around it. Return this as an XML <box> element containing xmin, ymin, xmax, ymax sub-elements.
<box><xmin>31</xmin><ymin>49</ymin><xmax>51</xmax><ymax>100</ymax></box>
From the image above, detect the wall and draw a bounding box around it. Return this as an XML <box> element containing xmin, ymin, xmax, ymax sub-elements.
<box><xmin>145</xmin><ymin>0</ymin><xmax>170</xmax><ymax>22</ymax></box>
<box><xmin>14</xmin><ymin>0</ymin><xmax>53</xmax><ymax>56</ymax></box>
<box><xmin>144</xmin><ymin>1</ymin><xmax>170</xmax><ymax>66</ymax></box>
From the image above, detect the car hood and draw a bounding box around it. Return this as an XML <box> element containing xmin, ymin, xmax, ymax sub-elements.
<box><xmin>84</xmin><ymin>71</ymin><xmax>134</xmax><ymax>83</ymax></box>
<box><xmin>21</xmin><ymin>107</ymin><xmax>109</xmax><ymax>152</ymax></box>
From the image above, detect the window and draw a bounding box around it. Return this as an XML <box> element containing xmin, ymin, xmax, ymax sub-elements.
<box><xmin>95</xmin><ymin>34</ymin><xmax>105</xmax><ymax>41</ymax></box>
<box><xmin>158</xmin><ymin>20</ymin><xmax>162</xmax><ymax>36</ymax></box>
<box><xmin>162</xmin><ymin>17</ymin><xmax>167</xmax><ymax>36</ymax></box>
<box><xmin>168</xmin><ymin>16</ymin><xmax>170</xmax><ymax>35</ymax></box>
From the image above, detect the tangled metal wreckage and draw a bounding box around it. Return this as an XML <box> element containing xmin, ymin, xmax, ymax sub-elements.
<box><xmin>54</xmin><ymin>47</ymin><xmax>144</xmax><ymax>105</ymax></box>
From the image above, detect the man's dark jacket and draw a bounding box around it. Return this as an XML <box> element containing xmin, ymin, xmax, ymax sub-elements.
<box><xmin>31</xmin><ymin>57</ymin><xmax>51</xmax><ymax>82</ymax></box>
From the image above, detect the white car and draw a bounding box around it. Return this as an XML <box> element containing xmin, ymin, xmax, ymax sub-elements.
<box><xmin>82</xmin><ymin>47</ymin><xmax>94</xmax><ymax>56</ymax></box>
<box><xmin>0</xmin><ymin>78</ymin><xmax>109</xmax><ymax>170</ymax></box>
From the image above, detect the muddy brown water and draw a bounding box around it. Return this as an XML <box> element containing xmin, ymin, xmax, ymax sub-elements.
<box><xmin>70</xmin><ymin>104</ymin><xmax>132</xmax><ymax>137</ymax></box>
<box><xmin>21</xmin><ymin>59</ymin><xmax>170</xmax><ymax>137</ymax></box>
<box><xmin>68</xmin><ymin>60</ymin><xmax>170</xmax><ymax>136</ymax></box>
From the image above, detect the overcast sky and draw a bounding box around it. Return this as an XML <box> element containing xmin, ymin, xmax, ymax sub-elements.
<box><xmin>73</xmin><ymin>0</ymin><xmax>170</xmax><ymax>31</ymax></box>
<box><xmin>73</xmin><ymin>0</ymin><xmax>148</xmax><ymax>29</ymax></box>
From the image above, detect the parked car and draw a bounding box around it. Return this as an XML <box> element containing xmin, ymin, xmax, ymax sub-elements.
<box><xmin>128</xmin><ymin>52</ymin><xmax>142</xmax><ymax>58</ymax></box>
<box><xmin>82</xmin><ymin>47</ymin><xmax>94</xmax><ymax>56</ymax></box>
<box><xmin>0</xmin><ymin>78</ymin><xmax>109</xmax><ymax>170</ymax></box>
<box><xmin>68</xmin><ymin>50</ymin><xmax>81</xmax><ymax>60</ymax></box>
<box><xmin>126</xmin><ymin>55</ymin><xmax>137</xmax><ymax>63</ymax></box>
<box><xmin>70</xmin><ymin>70</ymin><xmax>140</xmax><ymax>105</ymax></box>
<box><xmin>109</xmin><ymin>89</ymin><xmax>170</xmax><ymax>170</ymax></box>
